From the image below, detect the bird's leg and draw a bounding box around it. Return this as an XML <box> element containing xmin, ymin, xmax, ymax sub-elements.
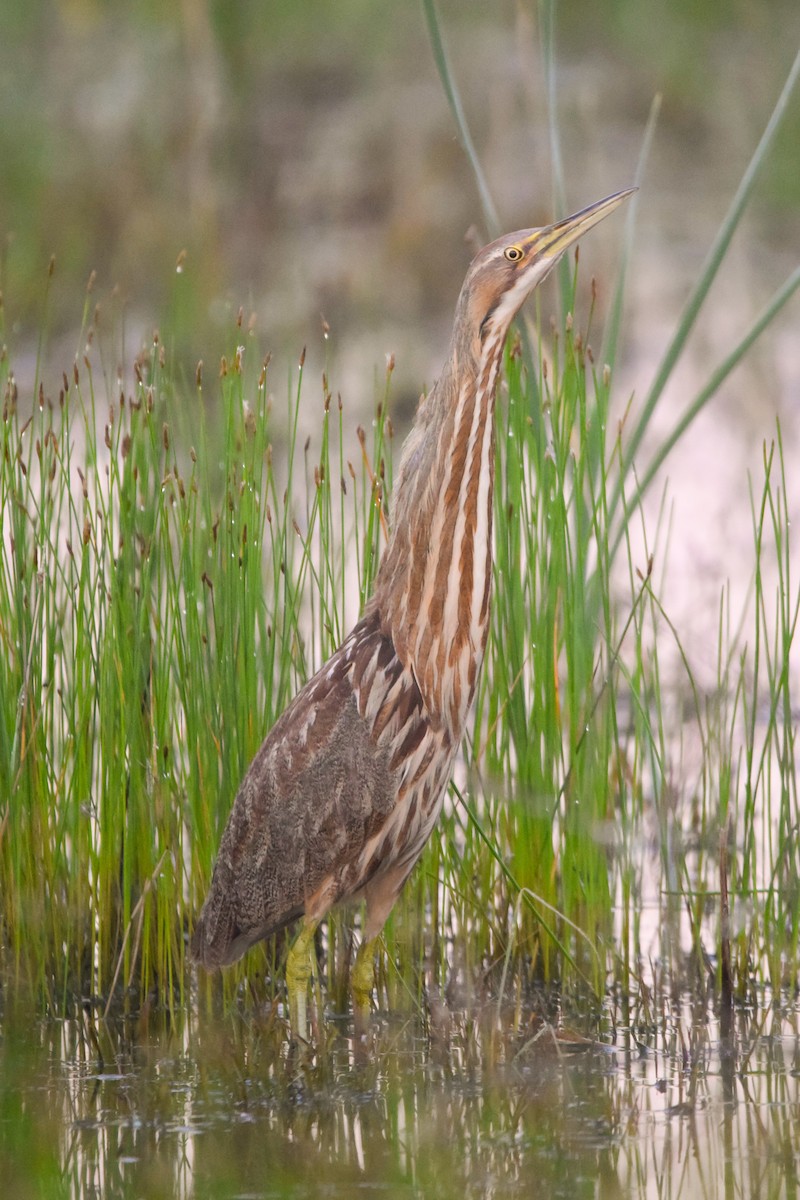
<box><xmin>353</xmin><ymin>870</ymin><xmax>407</xmax><ymax>1029</ymax></box>
<box><xmin>351</xmin><ymin>934</ymin><xmax>378</xmax><ymax>1027</ymax></box>
<box><xmin>285</xmin><ymin>919</ymin><xmax>319</xmax><ymax>1043</ymax></box>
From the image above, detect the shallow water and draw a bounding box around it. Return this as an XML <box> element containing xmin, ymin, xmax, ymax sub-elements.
<box><xmin>2</xmin><ymin>991</ymin><xmax>799</xmax><ymax>1200</ymax></box>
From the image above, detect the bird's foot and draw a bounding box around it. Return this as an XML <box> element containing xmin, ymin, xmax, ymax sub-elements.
<box><xmin>286</xmin><ymin>921</ymin><xmax>318</xmax><ymax>1044</ymax></box>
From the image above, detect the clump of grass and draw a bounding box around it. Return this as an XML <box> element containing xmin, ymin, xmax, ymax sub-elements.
<box><xmin>2</xmin><ymin>15</ymin><xmax>800</xmax><ymax>1026</ymax></box>
<box><xmin>1</xmin><ymin>250</ymin><xmax>799</xmax><ymax>1019</ymax></box>
<box><xmin>415</xmin><ymin>1</ymin><xmax>800</xmax><ymax>1015</ymax></box>
<box><xmin>0</xmin><ymin>291</ymin><xmax>391</xmax><ymax>1011</ymax></box>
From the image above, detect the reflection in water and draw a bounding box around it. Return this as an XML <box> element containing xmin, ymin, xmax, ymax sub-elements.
<box><xmin>2</xmin><ymin>995</ymin><xmax>798</xmax><ymax>1199</ymax></box>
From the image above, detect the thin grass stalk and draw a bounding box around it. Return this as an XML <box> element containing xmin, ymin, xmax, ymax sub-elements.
<box><xmin>611</xmin><ymin>44</ymin><xmax>800</xmax><ymax>524</ymax></box>
<box><xmin>538</xmin><ymin>0</ymin><xmax>572</xmax><ymax>309</ymax></box>
<box><xmin>420</xmin><ymin>0</ymin><xmax>500</xmax><ymax>238</ymax></box>
<box><xmin>612</xmin><ymin>264</ymin><xmax>800</xmax><ymax>563</ymax></box>
<box><xmin>600</xmin><ymin>92</ymin><xmax>661</xmax><ymax>375</ymax></box>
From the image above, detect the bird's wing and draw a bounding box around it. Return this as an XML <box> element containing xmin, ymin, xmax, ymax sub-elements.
<box><xmin>192</xmin><ymin>606</ymin><xmax>422</xmax><ymax>967</ymax></box>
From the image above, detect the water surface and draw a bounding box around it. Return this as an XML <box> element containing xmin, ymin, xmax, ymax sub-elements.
<box><xmin>3</xmin><ymin>992</ymin><xmax>798</xmax><ymax>1199</ymax></box>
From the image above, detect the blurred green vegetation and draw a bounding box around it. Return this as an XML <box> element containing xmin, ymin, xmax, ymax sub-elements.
<box><xmin>0</xmin><ymin>0</ymin><xmax>797</xmax><ymax>376</ymax></box>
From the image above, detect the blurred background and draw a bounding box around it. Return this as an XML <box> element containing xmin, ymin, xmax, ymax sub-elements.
<box><xmin>2</xmin><ymin>0</ymin><xmax>799</xmax><ymax>677</ymax></box>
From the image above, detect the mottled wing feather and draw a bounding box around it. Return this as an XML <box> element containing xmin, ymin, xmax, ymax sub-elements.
<box><xmin>191</xmin><ymin>611</ymin><xmax>417</xmax><ymax>969</ymax></box>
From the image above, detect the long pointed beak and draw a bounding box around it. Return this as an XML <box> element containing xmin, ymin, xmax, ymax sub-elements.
<box><xmin>523</xmin><ymin>188</ymin><xmax>636</xmax><ymax>260</ymax></box>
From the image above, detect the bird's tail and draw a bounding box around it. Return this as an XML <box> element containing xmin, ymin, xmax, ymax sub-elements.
<box><xmin>190</xmin><ymin>883</ymin><xmax>240</xmax><ymax>970</ymax></box>
<box><xmin>190</xmin><ymin>872</ymin><xmax>303</xmax><ymax>970</ymax></box>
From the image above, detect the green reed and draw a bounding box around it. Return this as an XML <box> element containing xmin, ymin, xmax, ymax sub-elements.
<box><xmin>1</xmin><ymin>254</ymin><xmax>798</xmax><ymax>1018</ymax></box>
<box><xmin>418</xmin><ymin>0</ymin><xmax>800</xmax><ymax>1014</ymax></box>
<box><xmin>0</xmin><ymin>307</ymin><xmax>391</xmax><ymax>1011</ymax></box>
<box><xmin>2</xmin><ymin>12</ymin><xmax>800</xmax><ymax>1019</ymax></box>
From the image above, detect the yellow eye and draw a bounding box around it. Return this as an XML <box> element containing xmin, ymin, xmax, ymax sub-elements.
<box><xmin>504</xmin><ymin>246</ymin><xmax>523</xmax><ymax>262</ymax></box>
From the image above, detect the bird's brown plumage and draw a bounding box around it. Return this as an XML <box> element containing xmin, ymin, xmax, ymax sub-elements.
<box><xmin>191</xmin><ymin>605</ymin><xmax>435</xmax><ymax>967</ymax></box>
<box><xmin>191</xmin><ymin>190</ymin><xmax>632</xmax><ymax>977</ymax></box>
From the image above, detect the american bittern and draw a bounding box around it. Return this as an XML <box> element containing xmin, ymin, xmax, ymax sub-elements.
<box><xmin>191</xmin><ymin>189</ymin><xmax>631</xmax><ymax>1038</ymax></box>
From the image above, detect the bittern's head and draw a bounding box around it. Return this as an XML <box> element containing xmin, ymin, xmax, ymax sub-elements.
<box><xmin>460</xmin><ymin>189</ymin><xmax>634</xmax><ymax>360</ymax></box>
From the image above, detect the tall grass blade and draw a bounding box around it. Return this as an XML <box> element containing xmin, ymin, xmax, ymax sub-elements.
<box><xmin>538</xmin><ymin>0</ymin><xmax>571</xmax><ymax>305</ymax></box>
<box><xmin>616</xmin><ymin>44</ymin><xmax>800</xmax><ymax>501</ymax></box>
<box><xmin>600</xmin><ymin>92</ymin><xmax>661</xmax><ymax>374</ymax></box>
<box><xmin>421</xmin><ymin>0</ymin><xmax>500</xmax><ymax>237</ymax></box>
<box><xmin>613</xmin><ymin>262</ymin><xmax>800</xmax><ymax>559</ymax></box>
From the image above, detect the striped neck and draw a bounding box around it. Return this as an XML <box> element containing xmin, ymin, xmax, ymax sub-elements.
<box><xmin>372</xmin><ymin>321</ymin><xmax>507</xmax><ymax>737</ymax></box>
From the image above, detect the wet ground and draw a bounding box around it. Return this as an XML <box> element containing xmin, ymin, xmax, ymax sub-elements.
<box><xmin>3</xmin><ymin>989</ymin><xmax>799</xmax><ymax>1199</ymax></box>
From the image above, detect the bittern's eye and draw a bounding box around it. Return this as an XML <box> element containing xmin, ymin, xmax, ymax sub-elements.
<box><xmin>504</xmin><ymin>246</ymin><xmax>524</xmax><ymax>262</ymax></box>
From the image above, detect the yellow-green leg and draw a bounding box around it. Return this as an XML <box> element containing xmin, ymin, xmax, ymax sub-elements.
<box><xmin>285</xmin><ymin>919</ymin><xmax>319</xmax><ymax>1042</ymax></box>
<box><xmin>351</xmin><ymin>935</ymin><xmax>377</xmax><ymax>1023</ymax></box>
